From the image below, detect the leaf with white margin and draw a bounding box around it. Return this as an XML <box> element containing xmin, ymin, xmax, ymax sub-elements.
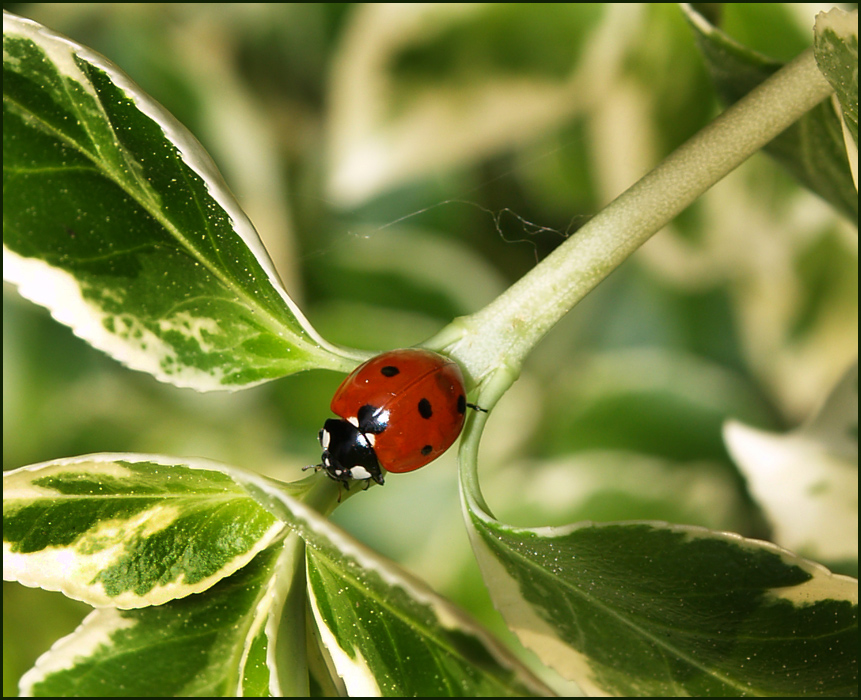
<box><xmin>20</xmin><ymin>543</ymin><xmax>302</xmax><ymax>697</ymax></box>
<box><xmin>814</xmin><ymin>8</ymin><xmax>858</xmax><ymax>188</ymax></box>
<box><xmin>3</xmin><ymin>11</ymin><xmax>356</xmax><ymax>391</ymax></box>
<box><xmin>724</xmin><ymin>362</ymin><xmax>858</xmax><ymax>567</ymax></box>
<box><xmin>464</xmin><ymin>511</ymin><xmax>858</xmax><ymax>697</ymax></box>
<box><xmin>3</xmin><ymin>454</ymin><xmax>285</xmax><ymax>609</ymax></box>
<box><xmin>238</xmin><ymin>472</ymin><xmax>555</xmax><ymax>697</ymax></box>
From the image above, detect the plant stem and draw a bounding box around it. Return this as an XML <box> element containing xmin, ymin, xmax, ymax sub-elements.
<box><xmin>433</xmin><ymin>48</ymin><xmax>834</xmax><ymax>394</ymax></box>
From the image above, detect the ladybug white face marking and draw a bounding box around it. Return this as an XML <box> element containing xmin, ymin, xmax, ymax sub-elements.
<box><xmin>349</xmin><ymin>465</ymin><xmax>374</xmax><ymax>481</ymax></box>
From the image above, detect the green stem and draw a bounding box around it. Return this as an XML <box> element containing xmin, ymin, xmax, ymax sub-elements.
<box><xmin>431</xmin><ymin>48</ymin><xmax>834</xmax><ymax>396</ymax></box>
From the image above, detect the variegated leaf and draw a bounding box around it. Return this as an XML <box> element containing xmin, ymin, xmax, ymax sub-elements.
<box><xmin>464</xmin><ymin>512</ymin><xmax>857</xmax><ymax>697</ymax></box>
<box><xmin>724</xmin><ymin>362</ymin><xmax>858</xmax><ymax>566</ymax></box>
<box><xmin>3</xmin><ymin>454</ymin><xmax>285</xmax><ymax>609</ymax></box>
<box><xmin>239</xmin><ymin>473</ymin><xmax>554</xmax><ymax>697</ymax></box>
<box><xmin>19</xmin><ymin>543</ymin><xmax>302</xmax><ymax>696</ymax></box>
<box><xmin>3</xmin><ymin>11</ymin><xmax>356</xmax><ymax>391</ymax></box>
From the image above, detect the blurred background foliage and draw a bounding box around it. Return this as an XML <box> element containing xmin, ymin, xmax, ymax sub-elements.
<box><xmin>3</xmin><ymin>4</ymin><xmax>856</xmax><ymax>694</ymax></box>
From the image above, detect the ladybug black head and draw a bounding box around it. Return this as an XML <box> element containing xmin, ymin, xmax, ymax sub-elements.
<box><xmin>316</xmin><ymin>418</ymin><xmax>385</xmax><ymax>487</ymax></box>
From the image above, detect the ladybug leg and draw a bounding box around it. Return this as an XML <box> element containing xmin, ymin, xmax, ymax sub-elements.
<box><xmin>466</xmin><ymin>402</ymin><xmax>487</xmax><ymax>413</ymax></box>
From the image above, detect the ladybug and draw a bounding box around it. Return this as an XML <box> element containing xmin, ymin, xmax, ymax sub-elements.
<box><xmin>307</xmin><ymin>349</ymin><xmax>476</xmax><ymax>490</ymax></box>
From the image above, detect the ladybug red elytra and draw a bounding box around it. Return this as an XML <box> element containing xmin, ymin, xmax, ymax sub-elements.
<box><xmin>306</xmin><ymin>349</ymin><xmax>480</xmax><ymax>490</ymax></box>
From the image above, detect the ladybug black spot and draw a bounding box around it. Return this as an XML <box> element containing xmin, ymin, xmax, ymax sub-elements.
<box><xmin>457</xmin><ymin>394</ymin><xmax>466</xmax><ymax>414</ymax></box>
<box><xmin>380</xmin><ymin>365</ymin><xmax>400</xmax><ymax>377</ymax></box>
<box><xmin>420</xmin><ymin>444</ymin><xmax>433</xmax><ymax>456</ymax></box>
<box><xmin>418</xmin><ymin>397</ymin><xmax>433</xmax><ymax>419</ymax></box>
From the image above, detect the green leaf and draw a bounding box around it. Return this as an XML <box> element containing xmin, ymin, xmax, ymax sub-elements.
<box><xmin>814</xmin><ymin>8</ymin><xmax>858</xmax><ymax>187</ymax></box>
<box><xmin>239</xmin><ymin>473</ymin><xmax>554</xmax><ymax>697</ymax></box>
<box><xmin>18</xmin><ymin>545</ymin><xmax>297</xmax><ymax>697</ymax></box>
<box><xmin>682</xmin><ymin>5</ymin><xmax>857</xmax><ymax>220</ymax></box>
<box><xmin>458</xmin><ymin>393</ymin><xmax>856</xmax><ymax>696</ymax></box>
<box><xmin>466</xmin><ymin>514</ymin><xmax>858</xmax><ymax>697</ymax></box>
<box><xmin>2</xmin><ymin>454</ymin><xmax>285</xmax><ymax>608</ymax></box>
<box><xmin>724</xmin><ymin>362</ymin><xmax>858</xmax><ymax>573</ymax></box>
<box><xmin>2</xmin><ymin>11</ymin><xmax>355</xmax><ymax>391</ymax></box>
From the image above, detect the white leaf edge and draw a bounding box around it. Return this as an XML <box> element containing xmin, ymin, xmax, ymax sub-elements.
<box><xmin>724</xmin><ymin>360</ymin><xmax>858</xmax><ymax>562</ymax></box>
<box><xmin>17</xmin><ymin>541</ymin><xmax>297</xmax><ymax>697</ymax></box>
<box><xmin>723</xmin><ymin>422</ymin><xmax>858</xmax><ymax>562</ymax></box>
<box><xmin>464</xmin><ymin>509</ymin><xmax>858</xmax><ymax>695</ymax></box>
<box><xmin>237</xmin><ymin>471</ymin><xmax>556</xmax><ymax>697</ymax></box>
<box><xmin>3</xmin><ymin>453</ymin><xmax>285</xmax><ymax>609</ymax></box>
<box><xmin>3</xmin><ymin>11</ymin><xmax>343</xmax><ymax>391</ymax></box>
